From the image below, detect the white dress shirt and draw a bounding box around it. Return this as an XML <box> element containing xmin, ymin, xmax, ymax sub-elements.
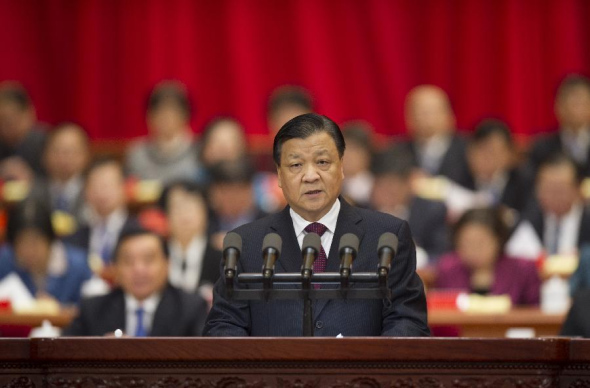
<box><xmin>168</xmin><ymin>236</ymin><xmax>207</xmax><ymax>293</ymax></box>
<box><xmin>124</xmin><ymin>292</ymin><xmax>161</xmax><ymax>337</ymax></box>
<box><xmin>88</xmin><ymin>208</ymin><xmax>128</xmax><ymax>262</ymax></box>
<box><xmin>543</xmin><ymin>202</ymin><xmax>584</xmax><ymax>255</ymax></box>
<box><xmin>290</xmin><ymin>199</ymin><xmax>341</xmax><ymax>257</ymax></box>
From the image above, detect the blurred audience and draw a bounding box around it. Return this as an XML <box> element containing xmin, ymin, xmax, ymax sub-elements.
<box><xmin>560</xmin><ymin>288</ymin><xmax>590</xmax><ymax>337</ymax></box>
<box><xmin>396</xmin><ymin>85</ymin><xmax>471</xmax><ymax>186</ymax></box>
<box><xmin>126</xmin><ymin>81</ymin><xmax>200</xmax><ymax>184</ymax></box>
<box><xmin>370</xmin><ymin>149</ymin><xmax>449</xmax><ymax>264</ymax></box>
<box><xmin>529</xmin><ymin>75</ymin><xmax>590</xmax><ymax>177</ymax></box>
<box><xmin>267</xmin><ymin>86</ymin><xmax>314</xmax><ymax>135</ymax></box>
<box><xmin>341</xmin><ymin>121</ymin><xmax>375</xmax><ymax>207</ymax></box>
<box><xmin>63</xmin><ymin>227</ymin><xmax>208</xmax><ymax>336</ymax></box>
<box><xmin>0</xmin><ymin>199</ymin><xmax>91</xmax><ymax>305</ymax></box>
<box><xmin>569</xmin><ymin>244</ymin><xmax>590</xmax><ymax>296</ymax></box>
<box><xmin>436</xmin><ymin>208</ymin><xmax>541</xmax><ymax>305</ymax></box>
<box><xmin>507</xmin><ymin>153</ymin><xmax>590</xmax><ymax>259</ymax></box>
<box><xmin>0</xmin><ymin>82</ymin><xmax>48</xmax><ymax>175</ymax></box>
<box><xmin>160</xmin><ymin>181</ymin><xmax>221</xmax><ymax>305</ymax></box>
<box><xmin>208</xmin><ymin>158</ymin><xmax>267</xmax><ymax>249</ymax></box>
<box><xmin>33</xmin><ymin>122</ymin><xmax>90</xmax><ymax>221</ymax></box>
<box><xmin>463</xmin><ymin>119</ymin><xmax>532</xmax><ymax>213</ymax></box>
<box><xmin>65</xmin><ymin>158</ymin><xmax>138</xmax><ymax>270</ymax></box>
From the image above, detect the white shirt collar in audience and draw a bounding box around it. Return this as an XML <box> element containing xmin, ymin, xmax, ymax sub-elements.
<box><xmin>417</xmin><ymin>134</ymin><xmax>452</xmax><ymax>174</ymax></box>
<box><xmin>168</xmin><ymin>235</ymin><xmax>207</xmax><ymax>293</ymax></box>
<box><xmin>46</xmin><ymin>241</ymin><xmax>68</xmax><ymax>277</ymax></box>
<box><xmin>290</xmin><ymin>198</ymin><xmax>340</xmax><ymax>254</ymax></box>
<box><xmin>560</xmin><ymin>126</ymin><xmax>590</xmax><ymax>163</ymax></box>
<box><xmin>88</xmin><ymin>208</ymin><xmax>128</xmax><ymax>258</ymax></box>
<box><xmin>49</xmin><ymin>175</ymin><xmax>83</xmax><ymax>206</ymax></box>
<box><xmin>124</xmin><ymin>292</ymin><xmax>162</xmax><ymax>337</ymax></box>
<box><xmin>543</xmin><ymin>201</ymin><xmax>584</xmax><ymax>256</ymax></box>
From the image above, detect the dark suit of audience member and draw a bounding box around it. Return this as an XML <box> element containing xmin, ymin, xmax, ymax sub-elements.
<box><xmin>569</xmin><ymin>244</ymin><xmax>590</xmax><ymax>296</ymax></box>
<box><xmin>0</xmin><ymin>82</ymin><xmax>48</xmax><ymax>175</ymax></box>
<box><xmin>370</xmin><ymin>149</ymin><xmax>450</xmax><ymax>261</ymax></box>
<box><xmin>560</xmin><ymin>289</ymin><xmax>590</xmax><ymax>337</ymax></box>
<box><xmin>508</xmin><ymin>153</ymin><xmax>590</xmax><ymax>261</ymax></box>
<box><xmin>205</xmin><ymin>114</ymin><xmax>429</xmax><ymax>337</ymax></box>
<box><xmin>64</xmin><ymin>227</ymin><xmax>208</xmax><ymax>337</ymax></box>
<box><xmin>461</xmin><ymin>120</ymin><xmax>533</xmax><ymax>213</ymax></box>
<box><xmin>528</xmin><ymin>75</ymin><xmax>590</xmax><ymax>178</ymax></box>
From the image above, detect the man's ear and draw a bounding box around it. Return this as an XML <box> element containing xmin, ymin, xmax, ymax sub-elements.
<box><xmin>276</xmin><ymin>166</ymin><xmax>282</xmax><ymax>188</ymax></box>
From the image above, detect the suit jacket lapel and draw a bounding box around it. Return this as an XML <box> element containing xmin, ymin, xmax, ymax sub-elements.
<box><xmin>150</xmin><ymin>285</ymin><xmax>174</xmax><ymax>336</ymax></box>
<box><xmin>103</xmin><ymin>289</ymin><xmax>125</xmax><ymax>335</ymax></box>
<box><xmin>270</xmin><ymin>206</ymin><xmax>302</xmax><ymax>273</ymax></box>
<box><xmin>315</xmin><ymin>199</ymin><xmax>364</xmax><ymax>319</ymax></box>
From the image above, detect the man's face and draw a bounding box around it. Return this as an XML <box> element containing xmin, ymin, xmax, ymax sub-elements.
<box><xmin>468</xmin><ymin>134</ymin><xmax>512</xmax><ymax>182</ymax></box>
<box><xmin>85</xmin><ymin>163</ymin><xmax>126</xmax><ymax>218</ymax></box>
<box><xmin>537</xmin><ymin>164</ymin><xmax>580</xmax><ymax>217</ymax></box>
<box><xmin>405</xmin><ymin>87</ymin><xmax>455</xmax><ymax>141</ymax></box>
<box><xmin>0</xmin><ymin>102</ymin><xmax>34</xmax><ymax>146</ymax></box>
<box><xmin>556</xmin><ymin>86</ymin><xmax>590</xmax><ymax>130</ymax></box>
<box><xmin>44</xmin><ymin>127</ymin><xmax>89</xmax><ymax>182</ymax></box>
<box><xmin>115</xmin><ymin>234</ymin><xmax>169</xmax><ymax>301</ymax></box>
<box><xmin>277</xmin><ymin>132</ymin><xmax>344</xmax><ymax>221</ymax></box>
<box><xmin>146</xmin><ymin>104</ymin><xmax>187</xmax><ymax>140</ymax></box>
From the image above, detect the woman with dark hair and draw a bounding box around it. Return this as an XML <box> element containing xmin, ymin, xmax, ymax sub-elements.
<box><xmin>0</xmin><ymin>200</ymin><xmax>92</xmax><ymax>305</ymax></box>
<box><xmin>435</xmin><ymin>207</ymin><xmax>541</xmax><ymax>305</ymax></box>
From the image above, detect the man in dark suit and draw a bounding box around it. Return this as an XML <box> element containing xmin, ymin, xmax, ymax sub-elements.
<box><xmin>393</xmin><ymin>85</ymin><xmax>471</xmax><ymax>187</ymax></box>
<box><xmin>528</xmin><ymin>75</ymin><xmax>590</xmax><ymax>178</ymax></box>
<box><xmin>64</xmin><ymin>227</ymin><xmax>208</xmax><ymax>337</ymax></box>
<box><xmin>204</xmin><ymin>113</ymin><xmax>430</xmax><ymax>337</ymax></box>
<box><xmin>561</xmin><ymin>289</ymin><xmax>590</xmax><ymax>337</ymax></box>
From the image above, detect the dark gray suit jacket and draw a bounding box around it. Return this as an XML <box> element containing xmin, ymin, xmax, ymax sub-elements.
<box><xmin>204</xmin><ymin>199</ymin><xmax>430</xmax><ymax>337</ymax></box>
<box><xmin>63</xmin><ymin>284</ymin><xmax>208</xmax><ymax>336</ymax></box>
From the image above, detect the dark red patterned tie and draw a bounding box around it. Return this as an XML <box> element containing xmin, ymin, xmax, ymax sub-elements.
<box><xmin>304</xmin><ymin>222</ymin><xmax>328</xmax><ymax>273</ymax></box>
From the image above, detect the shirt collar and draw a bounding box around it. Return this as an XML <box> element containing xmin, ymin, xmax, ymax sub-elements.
<box><xmin>125</xmin><ymin>291</ymin><xmax>162</xmax><ymax>314</ymax></box>
<box><xmin>290</xmin><ymin>198</ymin><xmax>341</xmax><ymax>237</ymax></box>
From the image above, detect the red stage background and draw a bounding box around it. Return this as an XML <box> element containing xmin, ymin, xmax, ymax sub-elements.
<box><xmin>1</xmin><ymin>0</ymin><xmax>589</xmax><ymax>143</ymax></box>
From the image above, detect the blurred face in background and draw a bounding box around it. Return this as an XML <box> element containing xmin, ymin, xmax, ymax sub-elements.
<box><xmin>85</xmin><ymin>162</ymin><xmax>126</xmax><ymax>218</ymax></box>
<box><xmin>556</xmin><ymin>85</ymin><xmax>590</xmax><ymax>131</ymax></box>
<box><xmin>209</xmin><ymin>182</ymin><xmax>253</xmax><ymax>219</ymax></box>
<box><xmin>167</xmin><ymin>187</ymin><xmax>208</xmax><ymax>242</ymax></box>
<box><xmin>342</xmin><ymin>141</ymin><xmax>371</xmax><ymax>178</ymax></box>
<box><xmin>115</xmin><ymin>234</ymin><xmax>168</xmax><ymax>301</ymax></box>
<box><xmin>405</xmin><ymin>86</ymin><xmax>456</xmax><ymax>142</ymax></box>
<box><xmin>370</xmin><ymin>174</ymin><xmax>413</xmax><ymax>215</ymax></box>
<box><xmin>0</xmin><ymin>101</ymin><xmax>35</xmax><ymax>146</ymax></box>
<box><xmin>269</xmin><ymin>104</ymin><xmax>311</xmax><ymax>135</ymax></box>
<box><xmin>456</xmin><ymin>223</ymin><xmax>500</xmax><ymax>271</ymax></box>
<box><xmin>43</xmin><ymin>125</ymin><xmax>89</xmax><ymax>183</ymax></box>
<box><xmin>147</xmin><ymin>102</ymin><xmax>188</xmax><ymax>142</ymax></box>
<box><xmin>468</xmin><ymin>133</ymin><xmax>513</xmax><ymax>183</ymax></box>
<box><xmin>537</xmin><ymin>164</ymin><xmax>580</xmax><ymax>218</ymax></box>
<box><xmin>201</xmin><ymin>120</ymin><xmax>247</xmax><ymax>167</ymax></box>
<box><xmin>14</xmin><ymin>228</ymin><xmax>51</xmax><ymax>275</ymax></box>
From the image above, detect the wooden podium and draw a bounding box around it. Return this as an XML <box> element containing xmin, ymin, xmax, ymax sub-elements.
<box><xmin>1</xmin><ymin>337</ymin><xmax>589</xmax><ymax>387</ymax></box>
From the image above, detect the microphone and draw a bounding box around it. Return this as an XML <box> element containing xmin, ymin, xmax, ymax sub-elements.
<box><xmin>301</xmin><ymin>233</ymin><xmax>321</xmax><ymax>282</ymax></box>
<box><xmin>261</xmin><ymin>233</ymin><xmax>282</xmax><ymax>281</ymax></box>
<box><xmin>377</xmin><ymin>232</ymin><xmax>399</xmax><ymax>277</ymax></box>
<box><xmin>339</xmin><ymin>233</ymin><xmax>359</xmax><ymax>283</ymax></box>
<box><xmin>223</xmin><ymin>232</ymin><xmax>242</xmax><ymax>284</ymax></box>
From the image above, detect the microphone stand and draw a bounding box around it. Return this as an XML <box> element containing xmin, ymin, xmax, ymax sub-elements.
<box><xmin>302</xmin><ymin>275</ymin><xmax>313</xmax><ymax>337</ymax></box>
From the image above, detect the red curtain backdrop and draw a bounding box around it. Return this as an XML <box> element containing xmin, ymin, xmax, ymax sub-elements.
<box><xmin>1</xmin><ymin>0</ymin><xmax>589</xmax><ymax>142</ymax></box>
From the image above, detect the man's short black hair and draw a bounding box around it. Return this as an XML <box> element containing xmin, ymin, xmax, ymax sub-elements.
<box><xmin>209</xmin><ymin>157</ymin><xmax>256</xmax><ymax>185</ymax></box>
<box><xmin>159</xmin><ymin>180</ymin><xmax>208</xmax><ymax>212</ymax></box>
<box><xmin>147</xmin><ymin>81</ymin><xmax>192</xmax><ymax>120</ymax></box>
<box><xmin>471</xmin><ymin>119</ymin><xmax>514</xmax><ymax>147</ymax></box>
<box><xmin>273</xmin><ymin>113</ymin><xmax>346</xmax><ymax>166</ymax></box>
<box><xmin>267</xmin><ymin>86</ymin><xmax>313</xmax><ymax>117</ymax></box>
<box><xmin>371</xmin><ymin>149</ymin><xmax>415</xmax><ymax>179</ymax></box>
<box><xmin>0</xmin><ymin>82</ymin><xmax>32</xmax><ymax>110</ymax></box>
<box><xmin>537</xmin><ymin>152</ymin><xmax>584</xmax><ymax>184</ymax></box>
<box><xmin>112</xmin><ymin>226</ymin><xmax>169</xmax><ymax>263</ymax></box>
<box><xmin>6</xmin><ymin>199</ymin><xmax>56</xmax><ymax>245</ymax></box>
<box><xmin>556</xmin><ymin>74</ymin><xmax>590</xmax><ymax>102</ymax></box>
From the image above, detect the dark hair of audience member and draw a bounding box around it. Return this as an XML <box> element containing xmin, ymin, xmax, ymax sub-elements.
<box><xmin>208</xmin><ymin>157</ymin><xmax>256</xmax><ymax>185</ymax></box>
<box><xmin>0</xmin><ymin>82</ymin><xmax>32</xmax><ymax>110</ymax></box>
<box><xmin>555</xmin><ymin>74</ymin><xmax>590</xmax><ymax>102</ymax></box>
<box><xmin>273</xmin><ymin>113</ymin><xmax>345</xmax><ymax>166</ymax></box>
<box><xmin>537</xmin><ymin>152</ymin><xmax>584</xmax><ymax>184</ymax></box>
<box><xmin>112</xmin><ymin>226</ymin><xmax>169</xmax><ymax>263</ymax></box>
<box><xmin>342</xmin><ymin>122</ymin><xmax>374</xmax><ymax>152</ymax></box>
<box><xmin>158</xmin><ymin>180</ymin><xmax>208</xmax><ymax>213</ymax></box>
<box><xmin>471</xmin><ymin>119</ymin><xmax>514</xmax><ymax>147</ymax></box>
<box><xmin>6</xmin><ymin>200</ymin><xmax>56</xmax><ymax>245</ymax></box>
<box><xmin>371</xmin><ymin>149</ymin><xmax>415</xmax><ymax>179</ymax></box>
<box><xmin>146</xmin><ymin>81</ymin><xmax>192</xmax><ymax>120</ymax></box>
<box><xmin>267</xmin><ymin>86</ymin><xmax>313</xmax><ymax>117</ymax></box>
<box><xmin>452</xmin><ymin>207</ymin><xmax>510</xmax><ymax>252</ymax></box>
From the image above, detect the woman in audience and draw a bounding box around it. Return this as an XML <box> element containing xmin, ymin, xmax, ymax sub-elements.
<box><xmin>0</xmin><ymin>199</ymin><xmax>92</xmax><ymax>305</ymax></box>
<box><xmin>436</xmin><ymin>207</ymin><xmax>541</xmax><ymax>305</ymax></box>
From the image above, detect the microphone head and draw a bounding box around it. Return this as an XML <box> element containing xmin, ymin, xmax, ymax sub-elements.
<box><xmin>339</xmin><ymin>233</ymin><xmax>360</xmax><ymax>252</ymax></box>
<box><xmin>223</xmin><ymin>232</ymin><xmax>242</xmax><ymax>253</ymax></box>
<box><xmin>378</xmin><ymin>232</ymin><xmax>399</xmax><ymax>254</ymax></box>
<box><xmin>302</xmin><ymin>232</ymin><xmax>321</xmax><ymax>253</ymax></box>
<box><xmin>262</xmin><ymin>233</ymin><xmax>282</xmax><ymax>254</ymax></box>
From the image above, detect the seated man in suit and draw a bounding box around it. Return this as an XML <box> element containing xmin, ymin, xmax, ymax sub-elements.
<box><xmin>506</xmin><ymin>153</ymin><xmax>590</xmax><ymax>259</ymax></box>
<box><xmin>63</xmin><ymin>227</ymin><xmax>208</xmax><ymax>336</ymax></box>
<box><xmin>394</xmin><ymin>85</ymin><xmax>471</xmax><ymax>187</ymax></box>
<box><xmin>204</xmin><ymin>113</ymin><xmax>430</xmax><ymax>337</ymax></box>
<box><xmin>560</xmin><ymin>288</ymin><xmax>590</xmax><ymax>337</ymax></box>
